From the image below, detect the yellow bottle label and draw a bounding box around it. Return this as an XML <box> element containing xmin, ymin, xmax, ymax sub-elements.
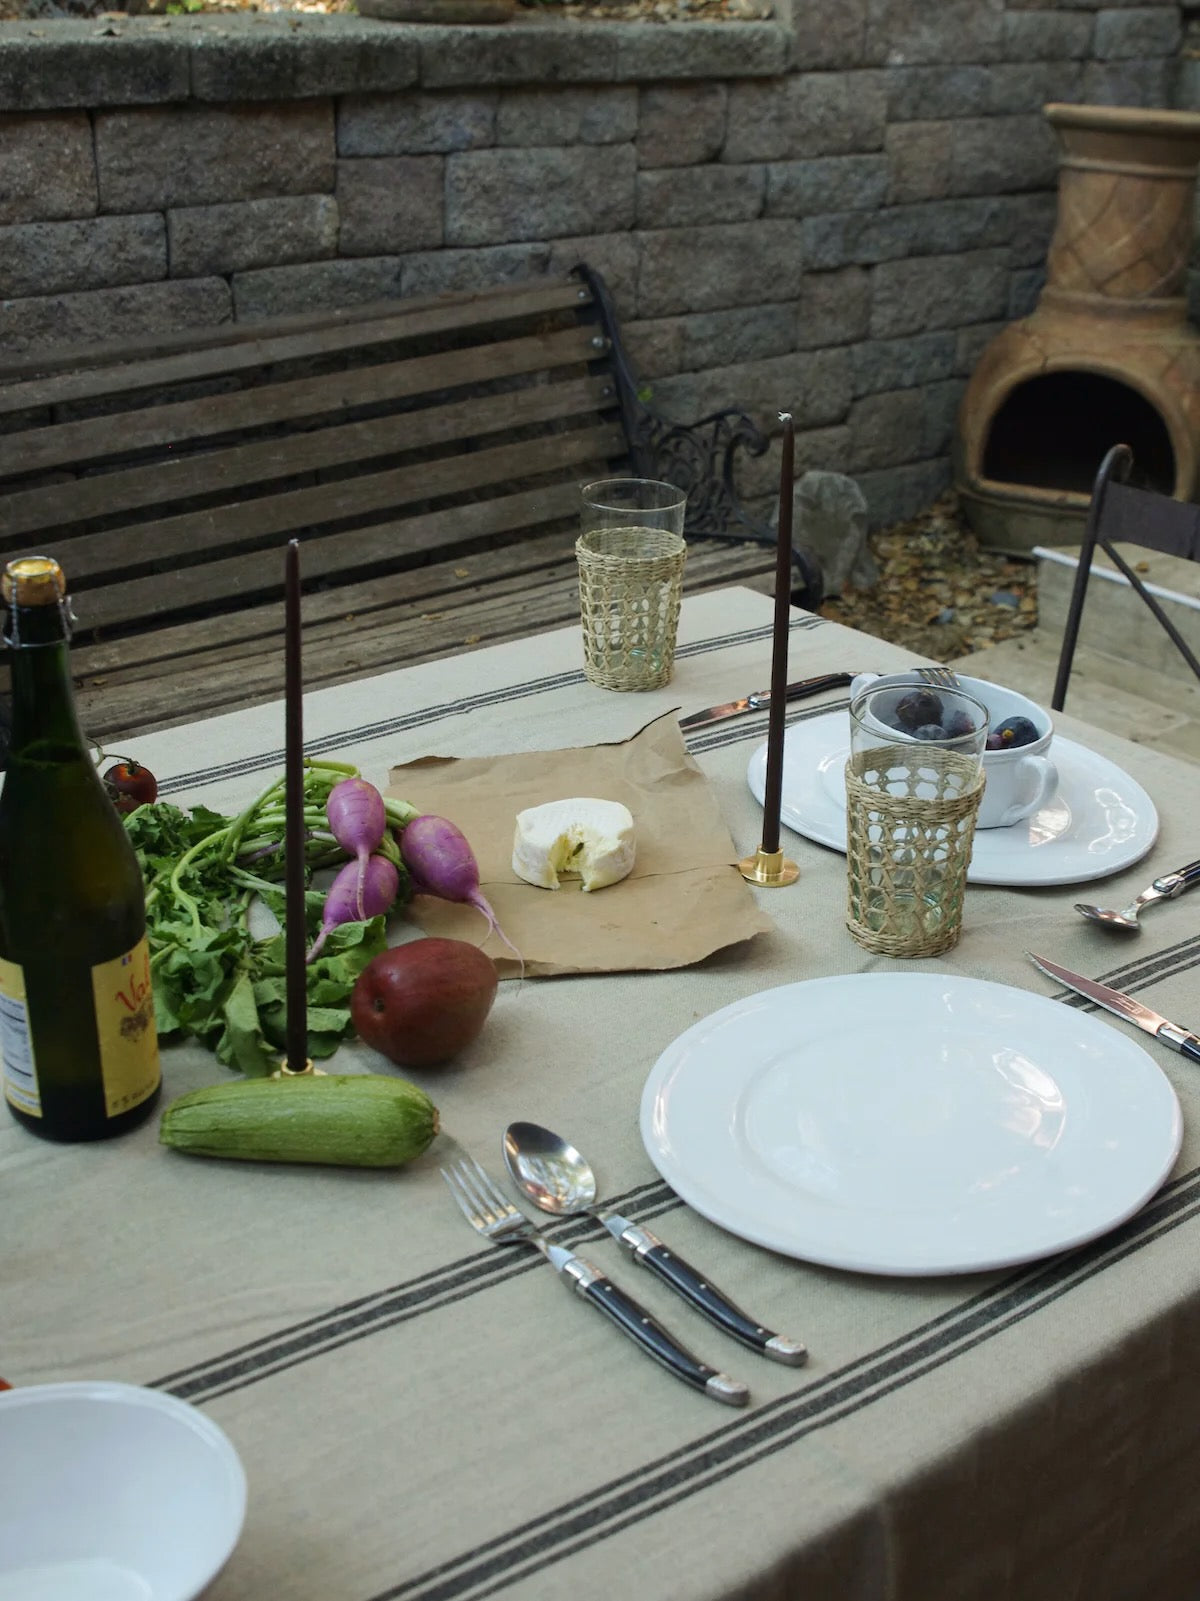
<box><xmin>93</xmin><ymin>937</ymin><xmax>160</xmax><ymax>1117</ymax></box>
<box><xmin>0</xmin><ymin>939</ymin><xmax>159</xmax><ymax>1120</ymax></box>
<box><xmin>0</xmin><ymin>955</ymin><xmax>39</xmax><ymax>1117</ymax></box>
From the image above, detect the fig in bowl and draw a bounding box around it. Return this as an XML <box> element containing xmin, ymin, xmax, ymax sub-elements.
<box><xmin>851</xmin><ymin>672</ymin><xmax>1057</xmax><ymax>829</ymax></box>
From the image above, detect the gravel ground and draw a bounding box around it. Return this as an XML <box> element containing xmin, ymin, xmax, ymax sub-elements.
<box><xmin>819</xmin><ymin>492</ymin><xmax>1039</xmax><ymax>660</ymax></box>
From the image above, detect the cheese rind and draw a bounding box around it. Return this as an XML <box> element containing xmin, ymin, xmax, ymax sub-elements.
<box><xmin>512</xmin><ymin>798</ymin><xmax>636</xmax><ymax>892</ymax></box>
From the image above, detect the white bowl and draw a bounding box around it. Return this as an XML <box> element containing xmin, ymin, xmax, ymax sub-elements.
<box><xmin>0</xmin><ymin>1381</ymin><xmax>246</xmax><ymax>1601</ymax></box>
<box><xmin>849</xmin><ymin>670</ymin><xmax>1059</xmax><ymax>829</ymax></box>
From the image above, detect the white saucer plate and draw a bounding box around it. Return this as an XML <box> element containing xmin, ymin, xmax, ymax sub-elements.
<box><xmin>746</xmin><ymin>712</ymin><xmax>1159</xmax><ymax>887</ymax></box>
<box><xmin>640</xmin><ymin>973</ymin><xmax>1182</xmax><ymax>1277</ymax></box>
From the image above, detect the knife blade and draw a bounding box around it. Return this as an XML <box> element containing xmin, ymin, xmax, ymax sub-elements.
<box><xmin>679</xmin><ymin>672</ymin><xmax>854</xmax><ymax>731</ymax></box>
<box><xmin>1027</xmin><ymin>951</ymin><xmax>1200</xmax><ymax>1063</ymax></box>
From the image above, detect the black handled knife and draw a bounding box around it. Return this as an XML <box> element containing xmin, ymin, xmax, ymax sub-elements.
<box><xmin>599</xmin><ymin>1211</ymin><xmax>808</xmax><ymax>1365</ymax></box>
<box><xmin>1027</xmin><ymin>951</ymin><xmax>1200</xmax><ymax>1064</ymax></box>
<box><xmin>679</xmin><ymin>672</ymin><xmax>854</xmax><ymax>731</ymax></box>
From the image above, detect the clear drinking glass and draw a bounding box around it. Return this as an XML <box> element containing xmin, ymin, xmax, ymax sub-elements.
<box><xmin>579</xmin><ymin>478</ymin><xmax>688</xmax><ymax>538</ymax></box>
<box><xmin>576</xmin><ymin>478</ymin><xmax>688</xmax><ymax>692</ymax></box>
<box><xmin>844</xmin><ymin>679</ymin><xmax>989</xmax><ymax>956</ymax></box>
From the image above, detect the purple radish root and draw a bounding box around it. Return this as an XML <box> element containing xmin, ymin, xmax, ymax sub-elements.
<box><xmin>399</xmin><ymin>813</ymin><xmax>524</xmax><ymax>978</ymax></box>
<box><xmin>326</xmin><ymin>777</ymin><xmax>387</xmax><ymax>919</ymax></box>
<box><xmin>307</xmin><ymin>853</ymin><xmax>399</xmax><ymax>963</ymax></box>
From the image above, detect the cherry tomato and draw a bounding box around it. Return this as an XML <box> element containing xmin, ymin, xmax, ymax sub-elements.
<box><xmin>103</xmin><ymin>758</ymin><xmax>158</xmax><ymax>815</ymax></box>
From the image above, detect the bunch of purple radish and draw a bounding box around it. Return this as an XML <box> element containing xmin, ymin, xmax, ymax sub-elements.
<box><xmin>310</xmin><ymin>776</ymin><xmax>522</xmax><ymax>970</ymax></box>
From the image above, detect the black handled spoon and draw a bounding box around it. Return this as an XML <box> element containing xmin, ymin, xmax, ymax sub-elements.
<box><xmin>501</xmin><ymin>1120</ymin><xmax>807</xmax><ymax>1365</ymax></box>
<box><xmin>1075</xmin><ymin>857</ymin><xmax>1200</xmax><ymax>931</ymax></box>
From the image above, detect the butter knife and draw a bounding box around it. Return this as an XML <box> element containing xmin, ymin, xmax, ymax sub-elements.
<box><xmin>1027</xmin><ymin>951</ymin><xmax>1200</xmax><ymax>1063</ymax></box>
<box><xmin>596</xmin><ymin>1210</ymin><xmax>808</xmax><ymax>1366</ymax></box>
<box><xmin>679</xmin><ymin>671</ymin><xmax>854</xmax><ymax>731</ymax></box>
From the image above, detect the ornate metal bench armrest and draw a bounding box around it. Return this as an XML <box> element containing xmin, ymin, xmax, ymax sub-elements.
<box><xmin>573</xmin><ymin>263</ymin><xmax>824</xmax><ymax>612</ymax></box>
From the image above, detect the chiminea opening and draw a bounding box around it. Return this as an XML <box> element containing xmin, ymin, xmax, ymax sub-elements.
<box><xmin>957</xmin><ymin>104</ymin><xmax>1200</xmax><ymax>551</ymax></box>
<box><xmin>982</xmin><ymin>372</ymin><xmax>1176</xmax><ymax>496</ymax></box>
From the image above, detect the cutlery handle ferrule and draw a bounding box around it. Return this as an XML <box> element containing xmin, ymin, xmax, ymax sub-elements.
<box><xmin>1162</xmin><ymin>859</ymin><xmax>1200</xmax><ymax>896</ymax></box>
<box><xmin>564</xmin><ymin>1254</ymin><xmax>749</xmax><ymax>1406</ymax></box>
<box><xmin>1159</xmin><ymin>1025</ymin><xmax>1200</xmax><ymax>1064</ymax></box>
<box><xmin>628</xmin><ymin>1233</ymin><xmax>807</xmax><ymax>1366</ymax></box>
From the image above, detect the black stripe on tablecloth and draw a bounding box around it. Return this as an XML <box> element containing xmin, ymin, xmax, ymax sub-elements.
<box><xmin>155</xmin><ymin>936</ymin><xmax>1200</xmax><ymax>1410</ymax></box>
<box><xmin>152</xmin><ymin>947</ymin><xmax>1200</xmax><ymax>1595</ymax></box>
<box><xmin>372</xmin><ymin>1165</ymin><xmax>1200</xmax><ymax>1601</ymax></box>
<box><xmin>1042</xmin><ymin>934</ymin><xmax>1200</xmax><ymax>1009</ymax></box>
<box><xmin>154</xmin><ymin>1177</ymin><xmax>677</xmax><ymax>1402</ymax></box>
<box><xmin>366</xmin><ymin>938</ymin><xmax>1200</xmax><ymax>1601</ymax></box>
<box><xmin>683</xmin><ymin>691</ymin><xmax>850</xmax><ymax>757</ymax></box>
<box><xmin>156</xmin><ymin>615</ymin><xmax>828</xmax><ymax>798</ymax></box>
<box><xmin>147</xmin><ymin>611</ymin><xmax>841</xmax><ymax>1399</ymax></box>
<box><xmin>146</xmin><ymin>625</ymin><xmax>1200</xmax><ymax>1595</ymax></box>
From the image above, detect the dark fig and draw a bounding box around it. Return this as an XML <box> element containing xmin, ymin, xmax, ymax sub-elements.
<box><xmin>894</xmin><ymin>689</ymin><xmax>943</xmax><ymax>731</ymax></box>
<box><xmin>992</xmin><ymin>715</ymin><xmax>1039</xmax><ymax>750</ymax></box>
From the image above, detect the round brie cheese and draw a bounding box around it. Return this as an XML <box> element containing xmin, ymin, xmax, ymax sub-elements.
<box><xmin>511</xmin><ymin>797</ymin><xmax>636</xmax><ymax>892</ymax></box>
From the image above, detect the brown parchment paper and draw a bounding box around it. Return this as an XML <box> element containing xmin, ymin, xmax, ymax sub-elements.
<box><xmin>386</xmin><ymin>711</ymin><xmax>773</xmax><ymax>977</ymax></box>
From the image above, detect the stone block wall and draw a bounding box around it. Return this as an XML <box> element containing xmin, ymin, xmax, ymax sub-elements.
<box><xmin>0</xmin><ymin>4</ymin><xmax>1186</xmax><ymax>528</ymax></box>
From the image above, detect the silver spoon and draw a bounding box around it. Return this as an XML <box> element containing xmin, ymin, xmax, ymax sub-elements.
<box><xmin>502</xmin><ymin>1120</ymin><xmax>807</xmax><ymax>1366</ymax></box>
<box><xmin>1075</xmin><ymin>859</ymin><xmax>1200</xmax><ymax>931</ymax></box>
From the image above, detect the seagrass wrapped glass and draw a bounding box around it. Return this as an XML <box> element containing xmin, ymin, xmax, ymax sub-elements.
<box><xmin>845</xmin><ymin>680</ymin><xmax>988</xmax><ymax>957</ymax></box>
<box><xmin>576</xmin><ymin>479</ymin><xmax>687</xmax><ymax>692</ymax></box>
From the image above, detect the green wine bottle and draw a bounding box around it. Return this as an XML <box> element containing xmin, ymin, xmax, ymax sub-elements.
<box><xmin>0</xmin><ymin>556</ymin><xmax>161</xmax><ymax>1141</ymax></box>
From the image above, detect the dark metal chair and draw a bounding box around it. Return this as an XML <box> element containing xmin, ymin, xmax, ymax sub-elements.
<box><xmin>1051</xmin><ymin>442</ymin><xmax>1200</xmax><ymax>710</ymax></box>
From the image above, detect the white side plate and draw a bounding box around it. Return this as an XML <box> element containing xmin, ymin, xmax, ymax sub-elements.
<box><xmin>746</xmin><ymin>712</ymin><xmax>1159</xmax><ymax>887</ymax></box>
<box><xmin>640</xmin><ymin>973</ymin><xmax>1182</xmax><ymax>1276</ymax></box>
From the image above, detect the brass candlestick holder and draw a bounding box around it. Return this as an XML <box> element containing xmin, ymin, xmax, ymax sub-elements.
<box><xmin>738</xmin><ymin>846</ymin><xmax>800</xmax><ymax>888</ymax></box>
<box><xmin>271</xmin><ymin>1059</ymin><xmax>325</xmax><ymax>1079</ymax></box>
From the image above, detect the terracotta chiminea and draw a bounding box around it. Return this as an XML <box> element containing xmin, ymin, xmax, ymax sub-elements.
<box><xmin>956</xmin><ymin>103</ymin><xmax>1200</xmax><ymax>550</ymax></box>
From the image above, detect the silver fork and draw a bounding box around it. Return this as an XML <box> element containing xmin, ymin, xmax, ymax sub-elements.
<box><xmin>441</xmin><ymin>1154</ymin><xmax>749</xmax><ymax>1406</ymax></box>
<box><xmin>915</xmin><ymin>665</ymin><xmax>961</xmax><ymax>690</ymax></box>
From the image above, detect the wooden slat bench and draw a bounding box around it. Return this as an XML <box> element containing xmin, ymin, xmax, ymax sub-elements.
<box><xmin>0</xmin><ymin>265</ymin><xmax>818</xmax><ymax>742</ymax></box>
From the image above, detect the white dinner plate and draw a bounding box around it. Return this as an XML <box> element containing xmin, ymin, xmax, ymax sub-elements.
<box><xmin>746</xmin><ymin>711</ymin><xmax>1159</xmax><ymax>887</ymax></box>
<box><xmin>640</xmin><ymin>973</ymin><xmax>1182</xmax><ymax>1276</ymax></box>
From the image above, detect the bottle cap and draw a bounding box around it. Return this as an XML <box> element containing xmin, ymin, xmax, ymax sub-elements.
<box><xmin>3</xmin><ymin>556</ymin><xmax>67</xmax><ymax>607</ymax></box>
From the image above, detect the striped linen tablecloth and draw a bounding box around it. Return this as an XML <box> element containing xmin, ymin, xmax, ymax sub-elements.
<box><xmin>6</xmin><ymin>586</ymin><xmax>1200</xmax><ymax>1601</ymax></box>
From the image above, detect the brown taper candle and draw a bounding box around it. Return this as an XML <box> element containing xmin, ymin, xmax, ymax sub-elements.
<box><xmin>759</xmin><ymin>413</ymin><xmax>795</xmax><ymax>855</ymax></box>
<box><xmin>285</xmin><ymin>539</ymin><xmax>308</xmax><ymax>1073</ymax></box>
<box><xmin>737</xmin><ymin>414</ymin><xmax>800</xmax><ymax>888</ymax></box>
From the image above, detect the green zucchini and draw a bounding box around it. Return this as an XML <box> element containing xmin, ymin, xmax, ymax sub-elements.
<box><xmin>159</xmin><ymin>1073</ymin><xmax>439</xmax><ymax>1168</ymax></box>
